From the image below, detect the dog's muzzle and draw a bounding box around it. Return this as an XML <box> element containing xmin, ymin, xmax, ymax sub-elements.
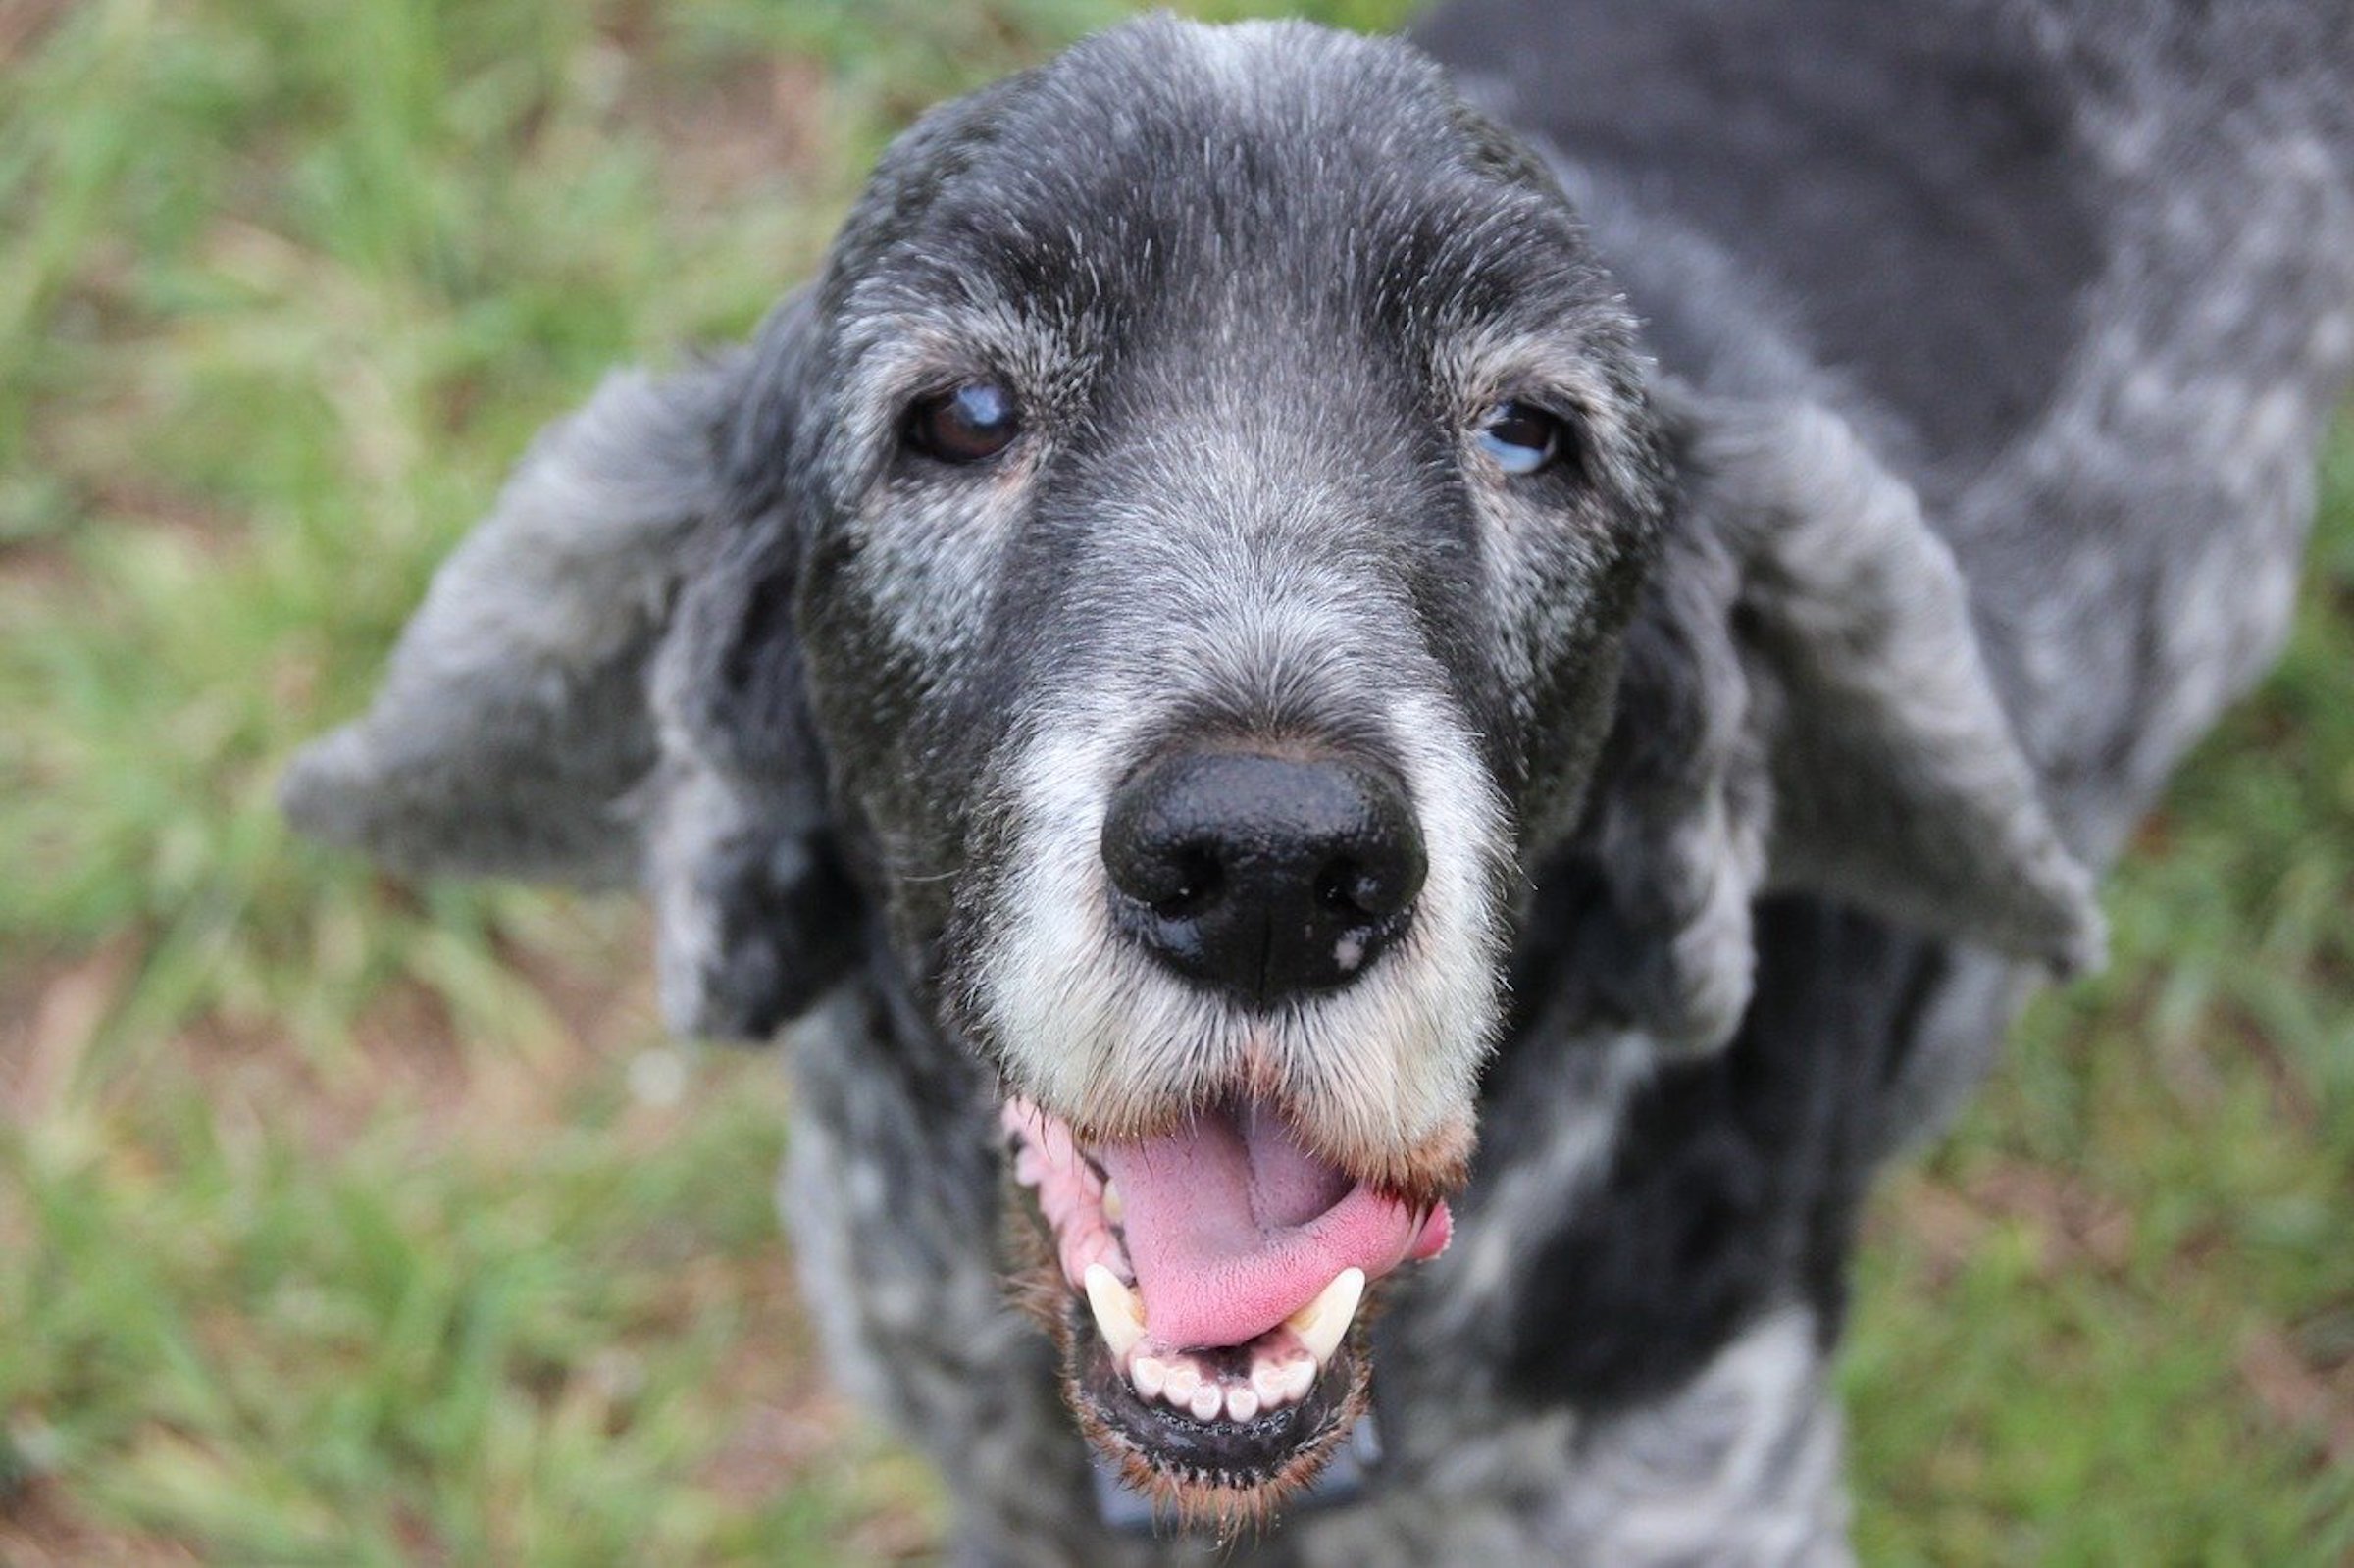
<box><xmin>974</xmin><ymin>714</ymin><xmax>1502</xmax><ymax>1519</ymax></box>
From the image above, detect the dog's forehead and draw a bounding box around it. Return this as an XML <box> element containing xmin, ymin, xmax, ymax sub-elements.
<box><xmin>829</xmin><ymin>17</ymin><xmax>1608</xmax><ymax>351</ymax></box>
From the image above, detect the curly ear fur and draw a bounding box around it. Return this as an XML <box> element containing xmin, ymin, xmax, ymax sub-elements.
<box><xmin>645</xmin><ymin>430</ymin><xmax>864</xmax><ymax>1041</ymax></box>
<box><xmin>282</xmin><ymin>294</ymin><xmax>861</xmax><ymax>1041</ymax></box>
<box><xmin>280</xmin><ymin>353</ymin><xmax>747</xmax><ymax>885</ymax></box>
<box><xmin>1577</xmin><ymin>387</ymin><xmax>2106</xmax><ymax>1052</ymax></box>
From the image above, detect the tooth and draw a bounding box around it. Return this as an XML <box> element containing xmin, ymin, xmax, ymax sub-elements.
<box><xmin>1285</xmin><ymin>1357</ymin><xmax>1318</xmax><ymax>1401</ymax></box>
<box><xmin>1083</xmin><ymin>1264</ymin><xmax>1145</xmax><ymax>1361</ymax></box>
<box><xmin>1226</xmin><ymin>1386</ymin><xmax>1259</xmax><ymax>1422</ymax></box>
<box><xmin>1132</xmin><ymin>1354</ymin><xmax>1166</xmax><ymax>1400</ymax></box>
<box><xmin>1189</xmin><ymin>1383</ymin><xmax>1224</xmax><ymax>1421</ymax></box>
<box><xmin>1250</xmin><ymin>1358</ymin><xmax>1291</xmax><ymax>1408</ymax></box>
<box><xmin>1162</xmin><ymin>1358</ymin><xmax>1200</xmax><ymax>1405</ymax></box>
<box><xmin>1286</xmin><ymin>1267</ymin><xmax>1365</xmax><ymax>1366</ymax></box>
<box><xmin>1100</xmin><ymin>1180</ymin><xmax>1123</xmax><ymax>1224</ymax></box>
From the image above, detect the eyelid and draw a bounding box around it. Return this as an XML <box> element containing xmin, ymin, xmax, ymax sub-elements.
<box><xmin>1487</xmin><ymin>388</ymin><xmax>1582</xmax><ymax>423</ymax></box>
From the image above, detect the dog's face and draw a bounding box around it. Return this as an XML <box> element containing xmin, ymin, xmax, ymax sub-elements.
<box><xmin>776</xmin><ymin>17</ymin><xmax>1663</xmax><ymax>1516</ymax></box>
<box><xmin>286</xmin><ymin>10</ymin><xmax>2106</xmax><ymax>1536</ymax></box>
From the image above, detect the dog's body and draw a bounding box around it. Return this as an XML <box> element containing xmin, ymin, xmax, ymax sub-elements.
<box><xmin>286</xmin><ymin>3</ymin><xmax>2354</xmax><ymax>1562</ymax></box>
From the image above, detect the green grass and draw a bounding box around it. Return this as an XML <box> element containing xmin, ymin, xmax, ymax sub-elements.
<box><xmin>2</xmin><ymin>1</ymin><xmax>2348</xmax><ymax>1561</ymax></box>
<box><xmin>1844</xmin><ymin>452</ymin><xmax>2354</xmax><ymax>1566</ymax></box>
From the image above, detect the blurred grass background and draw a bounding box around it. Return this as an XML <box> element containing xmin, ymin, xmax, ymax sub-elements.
<box><xmin>0</xmin><ymin>0</ymin><xmax>2347</xmax><ymax>1561</ymax></box>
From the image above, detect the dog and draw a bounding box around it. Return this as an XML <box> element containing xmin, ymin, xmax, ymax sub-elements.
<box><xmin>281</xmin><ymin>2</ymin><xmax>2354</xmax><ymax>1560</ymax></box>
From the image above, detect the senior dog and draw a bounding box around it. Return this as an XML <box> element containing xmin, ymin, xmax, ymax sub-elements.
<box><xmin>283</xmin><ymin>1</ymin><xmax>2354</xmax><ymax>1560</ymax></box>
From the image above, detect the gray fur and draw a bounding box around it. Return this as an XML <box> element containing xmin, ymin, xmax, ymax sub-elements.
<box><xmin>280</xmin><ymin>352</ymin><xmax>747</xmax><ymax>886</ymax></box>
<box><xmin>284</xmin><ymin>4</ymin><xmax>2354</xmax><ymax>1560</ymax></box>
<box><xmin>1578</xmin><ymin>385</ymin><xmax>2104</xmax><ymax>1052</ymax></box>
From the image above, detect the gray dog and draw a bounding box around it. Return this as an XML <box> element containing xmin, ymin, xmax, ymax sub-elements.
<box><xmin>283</xmin><ymin>2</ymin><xmax>2354</xmax><ymax>1560</ymax></box>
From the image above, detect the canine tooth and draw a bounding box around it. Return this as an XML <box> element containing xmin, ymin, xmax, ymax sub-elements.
<box><xmin>1162</xmin><ymin>1358</ymin><xmax>1200</xmax><ymax>1405</ymax></box>
<box><xmin>1100</xmin><ymin>1180</ymin><xmax>1123</xmax><ymax>1224</ymax></box>
<box><xmin>1285</xmin><ymin>1357</ymin><xmax>1318</xmax><ymax>1401</ymax></box>
<box><xmin>1083</xmin><ymin>1265</ymin><xmax>1145</xmax><ymax>1361</ymax></box>
<box><xmin>1286</xmin><ymin>1267</ymin><xmax>1365</xmax><ymax>1366</ymax></box>
<box><xmin>1226</xmin><ymin>1386</ymin><xmax>1259</xmax><ymax>1422</ymax></box>
<box><xmin>1188</xmin><ymin>1383</ymin><xmax>1224</xmax><ymax>1421</ymax></box>
<box><xmin>1131</xmin><ymin>1354</ymin><xmax>1166</xmax><ymax>1400</ymax></box>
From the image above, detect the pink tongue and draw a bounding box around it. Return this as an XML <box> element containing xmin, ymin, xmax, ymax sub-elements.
<box><xmin>1097</xmin><ymin>1101</ymin><xmax>1449</xmax><ymax>1350</ymax></box>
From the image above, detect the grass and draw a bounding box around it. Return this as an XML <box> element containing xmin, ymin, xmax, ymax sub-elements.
<box><xmin>1</xmin><ymin>0</ymin><xmax>2348</xmax><ymax>1561</ymax></box>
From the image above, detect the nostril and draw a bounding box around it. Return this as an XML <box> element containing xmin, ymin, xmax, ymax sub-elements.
<box><xmin>1321</xmin><ymin>851</ymin><xmax>1425</xmax><ymax>922</ymax></box>
<box><xmin>1152</xmin><ymin>847</ymin><xmax>1224</xmax><ymax>919</ymax></box>
<box><xmin>1102</xmin><ymin>777</ymin><xmax>1232</xmax><ymax>917</ymax></box>
<box><xmin>1313</xmin><ymin>859</ymin><xmax>1375</xmax><ymax>919</ymax></box>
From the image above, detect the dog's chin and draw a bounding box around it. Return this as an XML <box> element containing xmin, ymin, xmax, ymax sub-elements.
<box><xmin>999</xmin><ymin>1094</ymin><xmax>1456</xmax><ymax>1530</ymax></box>
<box><xmin>1059</xmin><ymin>1290</ymin><xmax>1374</xmax><ymax>1530</ymax></box>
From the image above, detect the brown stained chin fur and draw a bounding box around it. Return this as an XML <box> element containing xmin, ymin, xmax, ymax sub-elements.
<box><xmin>1002</xmin><ymin>1171</ymin><xmax>1077</xmax><ymax>1335</ymax></box>
<box><xmin>1365</xmin><ymin>1115</ymin><xmax>1474</xmax><ymax>1210</ymax></box>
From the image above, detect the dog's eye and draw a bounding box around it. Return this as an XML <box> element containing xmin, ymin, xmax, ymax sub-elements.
<box><xmin>1475</xmin><ymin>399</ymin><xmax>1564</xmax><ymax>476</ymax></box>
<box><xmin>906</xmin><ymin>380</ymin><xmax>1021</xmax><ymax>464</ymax></box>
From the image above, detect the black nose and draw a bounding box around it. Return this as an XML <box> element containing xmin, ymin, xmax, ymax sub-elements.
<box><xmin>1101</xmin><ymin>751</ymin><xmax>1426</xmax><ymax>1003</ymax></box>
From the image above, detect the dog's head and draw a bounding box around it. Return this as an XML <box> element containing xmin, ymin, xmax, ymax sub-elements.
<box><xmin>285</xmin><ymin>16</ymin><xmax>2102</xmax><ymax>1527</ymax></box>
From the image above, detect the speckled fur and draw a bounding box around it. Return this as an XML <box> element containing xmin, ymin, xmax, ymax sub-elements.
<box><xmin>287</xmin><ymin>3</ymin><xmax>2354</xmax><ymax>1561</ymax></box>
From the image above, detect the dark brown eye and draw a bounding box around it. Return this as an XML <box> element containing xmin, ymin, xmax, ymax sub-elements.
<box><xmin>1476</xmin><ymin>399</ymin><xmax>1565</xmax><ymax>476</ymax></box>
<box><xmin>906</xmin><ymin>380</ymin><xmax>1021</xmax><ymax>463</ymax></box>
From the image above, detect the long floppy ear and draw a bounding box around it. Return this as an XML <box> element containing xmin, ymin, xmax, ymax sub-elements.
<box><xmin>281</xmin><ymin>350</ymin><xmax>748</xmax><ymax>885</ymax></box>
<box><xmin>640</xmin><ymin>481</ymin><xmax>863</xmax><ymax>1043</ymax></box>
<box><xmin>281</xmin><ymin>294</ymin><xmax>860</xmax><ymax>1040</ymax></box>
<box><xmin>1573</xmin><ymin>389</ymin><xmax>2106</xmax><ymax>1052</ymax></box>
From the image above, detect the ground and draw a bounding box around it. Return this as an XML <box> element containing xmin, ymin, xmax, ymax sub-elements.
<box><xmin>1</xmin><ymin>1</ymin><xmax>2349</xmax><ymax>1561</ymax></box>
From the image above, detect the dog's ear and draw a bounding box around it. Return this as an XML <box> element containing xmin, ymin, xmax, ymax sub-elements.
<box><xmin>282</xmin><ymin>294</ymin><xmax>860</xmax><ymax>1040</ymax></box>
<box><xmin>1573</xmin><ymin>390</ymin><xmax>2106</xmax><ymax>1051</ymax></box>
<box><xmin>640</xmin><ymin>461</ymin><xmax>864</xmax><ymax>1043</ymax></box>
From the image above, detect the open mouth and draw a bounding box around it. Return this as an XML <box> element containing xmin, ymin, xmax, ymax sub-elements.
<box><xmin>1001</xmin><ymin>1094</ymin><xmax>1453</xmax><ymax>1524</ymax></box>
